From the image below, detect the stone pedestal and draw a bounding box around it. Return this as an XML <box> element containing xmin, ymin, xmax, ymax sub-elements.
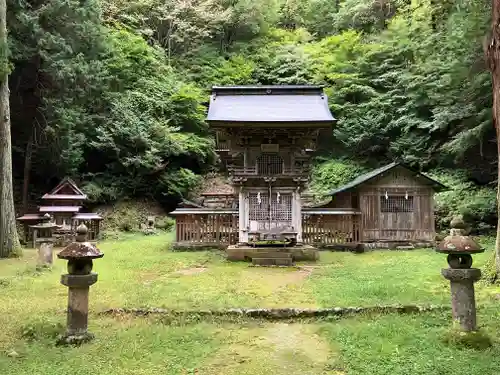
<box><xmin>38</xmin><ymin>242</ymin><xmax>54</xmax><ymax>266</ymax></box>
<box><xmin>441</xmin><ymin>268</ymin><xmax>481</xmax><ymax>332</ymax></box>
<box><xmin>58</xmin><ymin>273</ymin><xmax>98</xmax><ymax>344</ymax></box>
<box><xmin>226</xmin><ymin>244</ymin><xmax>318</xmax><ymax>263</ymax></box>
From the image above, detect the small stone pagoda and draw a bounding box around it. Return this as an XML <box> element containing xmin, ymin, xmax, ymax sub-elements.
<box><xmin>17</xmin><ymin>178</ymin><xmax>102</xmax><ymax>245</ymax></box>
<box><xmin>172</xmin><ymin>85</ymin><xmax>335</xmax><ymax>264</ymax></box>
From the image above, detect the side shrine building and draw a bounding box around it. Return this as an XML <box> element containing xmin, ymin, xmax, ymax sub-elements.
<box><xmin>17</xmin><ymin>178</ymin><xmax>102</xmax><ymax>246</ymax></box>
<box><xmin>171</xmin><ymin>85</ymin><xmax>446</xmax><ymax>258</ymax></box>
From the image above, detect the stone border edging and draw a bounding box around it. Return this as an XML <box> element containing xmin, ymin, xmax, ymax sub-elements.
<box><xmin>100</xmin><ymin>304</ymin><xmax>449</xmax><ymax>321</ymax></box>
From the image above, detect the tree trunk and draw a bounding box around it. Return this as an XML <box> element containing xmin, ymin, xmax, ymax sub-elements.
<box><xmin>0</xmin><ymin>0</ymin><xmax>21</xmax><ymax>258</ymax></box>
<box><xmin>22</xmin><ymin>132</ymin><xmax>33</xmax><ymax>213</ymax></box>
<box><xmin>486</xmin><ymin>0</ymin><xmax>500</xmax><ymax>277</ymax></box>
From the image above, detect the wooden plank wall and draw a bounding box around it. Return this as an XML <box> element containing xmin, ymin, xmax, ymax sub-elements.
<box><xmin>175</xmin><ymin>214</ymin><xmax>238</xmax><ymax>245</ymax></box>
<box><xmin>302</xmin><ymin>214</ymin><xmax>362</xmax><ymax>245</ymax></box>
<box><xmin>359</xmin><ymin>167</ymin><xmax>435</xmax><ymax>241</ymax></box>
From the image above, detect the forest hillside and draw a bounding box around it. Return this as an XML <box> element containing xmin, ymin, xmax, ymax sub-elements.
<box><xmin>7</xmin><ymin>0</ymin><xmax>495</xmax><ymax>232</ymax></box>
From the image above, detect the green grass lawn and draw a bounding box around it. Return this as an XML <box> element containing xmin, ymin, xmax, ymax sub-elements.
<box><xmin>1</xmin><ymin>233</ymin><xmax>500</xmax><ymax>374</ymax></box>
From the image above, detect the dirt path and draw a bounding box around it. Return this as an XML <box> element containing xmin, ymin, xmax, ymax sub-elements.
<box><xmin>200</xmin><ymin>323</ymin><xmax>344</xmax><ymax>375</ymax></box>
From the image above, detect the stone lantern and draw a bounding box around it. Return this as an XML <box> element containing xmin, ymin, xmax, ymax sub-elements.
<box><xmin>436</xmin><ymin>216</ymin><xmax>484</xmax><ymax>332</ymax></box>
<box><xmin>29</xmin><ymin>218</ymin><xmax>60</xmax><ymax>267</ymax></box>
<box><xmin>56</xmin><ymin>224</ymin><xmax>104</xmax><ymax>345</ymax></box>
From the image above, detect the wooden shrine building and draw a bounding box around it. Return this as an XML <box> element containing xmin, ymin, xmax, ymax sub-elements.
<box><xmin>171</xmin><ymin>85</ymin><xmax>446</xmax><ymax>251</ymax></box>
<box><xmin>303</xmin><ymin>162</ymin><xmax>447</xmax><ymax>247</ymax></box>
<box><xmin>172</xmin><ymin>85</ymin><xmax>335</xmax><ymax>252</ymax></box>
<box><xmin>17</xmin><ymin>178</ymin><xmax>102</xmax><ymax>245</ymax></box>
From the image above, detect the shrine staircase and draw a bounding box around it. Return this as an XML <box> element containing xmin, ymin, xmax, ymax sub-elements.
<box><xmin>251</xmin><ymin>251</ymin><xmax>294</xmax><ymax>266</ymax></box>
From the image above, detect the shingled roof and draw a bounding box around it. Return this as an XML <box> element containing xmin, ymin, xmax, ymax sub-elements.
<box><xmin>328</xmin><ymin>162</ymin><xmax>448</xmax><ymax>196</ymax></box>
<box><xmin>207</xmin><ymin>85</ymin><xmax>336</xmax><ymax>123</ymax></box>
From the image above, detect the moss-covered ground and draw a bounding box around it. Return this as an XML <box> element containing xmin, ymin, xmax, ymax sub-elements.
<box><xmin>2</xmin><ymin>233</ymin><xmax>500</xmax><ymax>374</ymax></box>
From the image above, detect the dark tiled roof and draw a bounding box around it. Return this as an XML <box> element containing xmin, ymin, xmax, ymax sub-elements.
<box><xmin>328</xmin><ymin>162</ymin><xmax>448</xmax><ymax>196</ymax></box>
<box><xmin>207</xmin><ymin>85</ymin><xmax>335</xmax><ymax>123</ymax></box>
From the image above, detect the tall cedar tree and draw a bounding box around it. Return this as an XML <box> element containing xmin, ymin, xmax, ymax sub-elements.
<box><xmin>487</xmin><ymin>0</ymin><xmax>500</xmax><ymax>276</ymax></box>
<box><xmin>0</xmin><ymin>0</ymin><xmax>21</xmax><ymax>257</ymax></box>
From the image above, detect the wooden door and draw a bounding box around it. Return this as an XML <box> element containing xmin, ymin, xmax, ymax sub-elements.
<box><xmin>248</xmin><ymin>191</ymin><xmax>292</xmax><ymax>231</ymax></box>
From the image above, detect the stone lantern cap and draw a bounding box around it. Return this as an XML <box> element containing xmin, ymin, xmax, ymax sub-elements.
<box><xmin>436</xmin><ymin>216</ymin><xmax>484</xmax><ymax>255</ymax></box>
<box><xmin>57</xmin><ymin>224</ymin><xmax>104</xmax><ymax>260</ymax></box>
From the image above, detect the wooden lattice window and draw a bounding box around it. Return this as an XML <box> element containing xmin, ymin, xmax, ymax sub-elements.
<box><xmin>248</xmin><ymin>192</ymin><xmax>293</xmax><ymax>228</ymax></box>
<box><xmin>249</xmin><ymin>193</ymin><xmax>269</xmax><ymax>221</ymax></box>
<box><xmin>257</xmin><ymin>154</ymin><xmax>283</xmax><ymax>175</ymax></box>
<box><xmin>380</xmin><ymin>195</ymin><xmax>414</xmax><ymax>213</ymax></box>
<box><xmin>270</xmin><ymin>193</ymin><xmax>292</xmax><ymax>222</ymax></box>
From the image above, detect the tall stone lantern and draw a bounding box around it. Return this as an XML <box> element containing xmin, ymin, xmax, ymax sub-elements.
<box><xmin>56</xmin><ymin>224</ymin><xmax>104</xmax><ymax>345</ymax></box>
<box><xmin>436</xmin><ymin>216</ymin><xmax>484</xmax><ymax>332</ymax></box>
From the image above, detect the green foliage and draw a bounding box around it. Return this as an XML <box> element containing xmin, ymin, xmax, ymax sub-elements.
<box><xmin>155</xmin><ymin>216</ymin><xmax>175</xmax><ymax>231</ymax></box>
<box><xmin>309</xmin><ymin>158</ymin><xmax>367</xmax><ymax>195</ymax></box>
<box><xmin>5</xmin><ymin>0</ymin><xmax>498</xmax><ymax>232</ymax></box>
<box><xmin>430</xmin><ymin>170</ymin><xmax>497</xmax><ymax>233</ymax></box>
<box><xmin>99</xmin><ymin>200</ymin><xmax>166</xmax><ymax>234</ymax></box>
<box><xmin>21</xmin><ymin>320</ymin><xmax>65</xmax><ymax>342</ymax></box>
<box><xmin>480</xmin><ymin>249</ymin><xmax>498</xmax><ymax>285</ymax></box>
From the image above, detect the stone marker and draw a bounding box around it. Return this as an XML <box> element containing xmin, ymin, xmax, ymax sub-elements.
<box><xmin>436</xmin><ymin>216</ymin><xmax>484</xmax><ymax>332</ymax></box>
<box><xmin>56</xmin><ymin>224</ymin><xmax>104</xmax><ymax>345</ymax></box>
<box><xmin>29</xmin><ymin>219</ymin><xmax>60</xmax><ymax>267</ymax></box>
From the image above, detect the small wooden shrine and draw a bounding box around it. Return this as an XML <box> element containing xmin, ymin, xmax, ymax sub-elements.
<box><xmin>171</xmin><ymin>85</ymin><xmax>335</xmax><ymax>262</ymax></box>
<box><xmin>17</xmin><ymin>178</ymin><xmax>102</xmax><ymax>245</ymax></box>
<box><xmin>311</xmin><ymin>162</ymin><xmax>447</xmax><ymax>247</ymax></box>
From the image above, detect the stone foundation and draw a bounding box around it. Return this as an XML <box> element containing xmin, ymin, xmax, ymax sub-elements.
<box><xmin>102</xmin><ymin>304</ymin><xmax>449</xmax><ymax>321</ymax></box>
<box><xmin>226</xmin><ymin>244</ymin><xmax>318</xmax><ymax>263</ymax></box>
<box><xmin>361</xmin><ymin>240</ymin><xmax>434</xmax><ymax>250</ymax></box>
<box><xmin>172</xmin><ymin>242</ymin><xmax>228</xmax><ymax>251</ymax></box>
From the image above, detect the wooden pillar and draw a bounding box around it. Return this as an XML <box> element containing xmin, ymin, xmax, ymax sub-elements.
<box><xmin>238</xmin><ymin>188</ymin><xmax>248</xmax><ymax>243</ymax></box>
<box><xmin>32</xmin><ymin>228</ymin><xmax>38</xmax><ymax>249</ymax></box>
<box><xmin>293</xmin><ymin>189</ymin><xmax>302</xmax><ymax>242</ymax></box>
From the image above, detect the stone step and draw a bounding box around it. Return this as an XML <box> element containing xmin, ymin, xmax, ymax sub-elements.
<box><xmin>252</xmin><ymin>252</ymin><xmax>293</xmax><ymax>259</ymax></box>
<box><xmin>252</xmin><ymin>257</ymin><xmax>294</xmax><ymax>266</ymax></box>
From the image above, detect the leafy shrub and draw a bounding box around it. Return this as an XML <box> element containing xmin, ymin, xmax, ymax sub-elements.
<box><xmin>309</xmin><ymin>158</ymin><xmax>367</xmax><ymax>195</ymax></box>
<box><xmin>100</xmin><ymin>230</ymin><xmax>122</xmax><ymax>241</ymax></box>
<box><xmin>21</xmin><ymin>320</ymin><xmax>65</xmax><ymax>342</ymax></box>
<box><xmin>430</xmin><ymin>170</ymin><xmax>496</xmax><ymax>234</ymax></box>
<box><xmin>155</xmin><ymin>217</ymin><xmax>175</xmax><ymax>231</ymax></box>
<box><xmin>98</xmin><ymin>200</ymin><xmax>166</xmax><ymax>233</ymax></box>
<box><xmin>119</xmin><ymin>219</ymin><xmax>135</xmax><ymax>232</ymax></box>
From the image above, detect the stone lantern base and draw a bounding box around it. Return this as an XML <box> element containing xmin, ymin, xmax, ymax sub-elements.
<box><xmin>56</xmin><ymin>273</ymin><xmax>98</xmax><ymax>346</ymax></box>
<box><xmin>56</xmin><ymin>332</ymin><xmax>95</xmax><ymax>346</ymax></box>
<box><xmin>441</xmin><ymin>268</ymin><xmax>481</xmax><ymax>332</ymax></box>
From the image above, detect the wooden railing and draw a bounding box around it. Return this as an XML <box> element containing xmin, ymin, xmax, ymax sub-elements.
<box><xmin>216</xmin><ymin>140</ymin><xmax>230</xmax><ymax>151</ymax></box>
<box><xmin>175</xmin><ymin>212</ymin><xmax>363</xmax><ymax>247</ymax></box>
<box><xmin>302</xmin><ymin>214</ymin><xmax>362</xmax><ymax>245</ymax></box>
<box><xmin>175</xmin><ymin>213</ymin><xmax>238</xmax><ymax>245</ymax></box>
<box><xmin>228</xmin><ymin>166</ymin><xmax>309</xmax><ymax>177</ymax></box>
